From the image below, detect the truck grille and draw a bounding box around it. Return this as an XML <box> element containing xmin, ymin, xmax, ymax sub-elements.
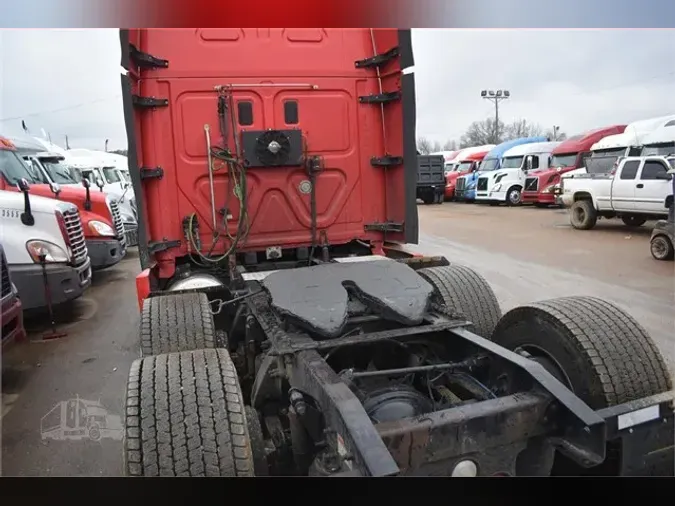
<box><xmin>477</xmin><ymin>177</ymin><xmax>488</xmax><ymax>191</ymax></box>
<box><xmin>109</xmin><ymin>201</ymin><xmax>126</xmax><ymax>245</ymax></box>
<box><xmin>525</xmin><ymin>177</ymin><xmax>539</xmax><ymax>192</ymax></box>
<box><xmin>62</xmin><ymin>208</ymin><xmax>89</xmax><ymax>266</ymax></box>
<box><xmin>123</xmin><ymin>222</ymin><xmax>139</xmax><ymax>247</ymax></box>
<box><xmin>1</xmin><ymin>249</ymin><xmax>11</xmax><ymax>299</ymax></box>
<box><xmin>455</xmin><ymin>178</ymin><xmax>466</xmax><ymax>191</ymax></box>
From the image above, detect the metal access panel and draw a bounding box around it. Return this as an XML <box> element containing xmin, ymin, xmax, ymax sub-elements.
<box><xmin>416</xmin><ymin>155</ymin><xmax>445</xmax><ymax>187</ymax></box>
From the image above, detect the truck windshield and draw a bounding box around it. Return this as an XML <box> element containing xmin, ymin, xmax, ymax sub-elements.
<box><xmin>550</xmin><ymin>153</ymin><xmax>578</xmax><ymax>168</ymax></box>
<box><xmin>39</xmin><ymin>158</ymin><xmax>78</xmax><ymax>184</ymax></box>
<box><xmin>0</xmin><ymin>149</ymin><xmax>43</xmax><ymax>185</ymax></box>
<box><xmin>102</xmin><ymin>166</ymin><xmax>121</xmax><ymax>184</ymax></box>
<box><xmin>587</xmin><ymin>148</ymin><xmax>626</xmax><ymax>174</ymax></box>
<box><xmin>457</xmin><ymin>161</ymin><xmax>474</xmax><ymax>172</ymax></box>
<box><xmin>501</xmin><ymin>156</ymin><xmax>524</xmax><ymax>169</ymax></box>
<box><xmin>479</xmin><ymin>158</ymin><xmax>499</xmax><ymax>171</ymax></box>
<box><xmin>642</xmin><ymin>143</ymin><xmax>675</xmax><ymax>157</ymax></box>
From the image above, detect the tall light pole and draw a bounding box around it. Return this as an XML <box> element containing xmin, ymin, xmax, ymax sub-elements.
<box><xmin>481</xmin><ymin>89</ymin><xmax>510</xmax><ymax>143</ymax></box>
<box><xmin>552</xmin><ymin>125</ymin><xmax>560</xmax><ymax>141</ymax></box>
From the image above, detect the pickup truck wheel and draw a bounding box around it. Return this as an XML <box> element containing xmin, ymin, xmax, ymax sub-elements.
<box><xmin>140</xmin><ymin>292</ymin><xmax>215</xmax><ymax>356</ymax></box>
<box><xmin>124</xmin><ymin>349</ymin><xmax>255</xmax><ymax>477</ymax></box>
<box><xmin>506</xmin><ymin>186</ymin><xmax>522</xmax><ymax>206</ymax></box>
<box><xmin>418</xmin><ymin>265</ymin><xmax>502</xmax><ymax>338</ymax></box>
<box><xmin>650</xmin><ymin>234</ymin><xmax>674</xmax><ymax>260</ymax></box>
<box><xmin>621</xmin><ymin>215</ymin><xmax>646</xmax><ymax>227</ymax></box>
<box><xmin>492</xmin><ymin>296</ymin><xmax>672</xmax><ymax>408</ymax></box>
<box><xmin>569</xmin><ymin>200</ymin><xmax>597</xmax><ymax>230</ymax></box>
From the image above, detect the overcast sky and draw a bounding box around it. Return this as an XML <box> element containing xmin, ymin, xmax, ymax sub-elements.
<box><xmin>0</xmin><ymin>29</ymin><xmax>673</xmax><ymax>150</ymax></box>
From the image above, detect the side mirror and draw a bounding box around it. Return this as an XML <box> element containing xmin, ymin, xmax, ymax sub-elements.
<box><xmin>16</xmin><ymin>178</ymin><xmax>34</xmax><ymax>226</ymax></box>
<box><xmin>49</xmin><ymin>181</ymin><xmax>61</xmax><ymax>197</ymax></box>
<box><xmin>526</xmin><ymin>156</ymin><xmax>533</xmax><ymax>171</ymax></box>
<box><xmin>16</xmin><ymin>178</ymin><xmax>30</xmax><ymax>193</ymax></box>
<box><xmin>95</xmin><ymin>178</ymin><xmax>104</xmax><ymax>191</ymax></box>
<box><xmin>81</xmin><ymin>178</ymin><xmax>92</xmax><ymax>211</ymax></box>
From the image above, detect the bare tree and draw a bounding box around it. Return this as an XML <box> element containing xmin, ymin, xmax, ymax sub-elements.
<box><xmin>503</xmin><ymin>119</ymin><xmax>544</xmax><ymax>141</ymax></box>
<box><xmin>443</xmin><ymin>139</ymin><xmax>458</xmax><ymax>151</ymax></box>
<box><xmin>545</xmin><ymin>128</ymin><xmax>567</xmax><ymax>141</ymax></box>
<box><xmin>460</xmin><ymin>118</ymin><xmax>504</xmax><ymax>147</ymax></box>
<box><xmin>417</xmin><ymin>137</ymin><xmax>433</xmax><ymax>154</ymax></box>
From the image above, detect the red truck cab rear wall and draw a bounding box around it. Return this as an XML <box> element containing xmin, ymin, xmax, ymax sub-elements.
<box><xmin>522</xmin><ymin>124</ymin><xmax>627</xmax><ymax>204</ymax></box>
<box><xmin>120</xmin><ymin>29</ymin><xmax>417</xmax><ymax>280</ymax></box>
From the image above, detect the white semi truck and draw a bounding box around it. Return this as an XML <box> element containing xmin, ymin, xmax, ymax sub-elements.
<box><xmin>474</xmin><ymin>141</ymin><xmax>560</xmax><ymax>206</ymax></box>
<box><xmin>0</xmin><ymin>189</ymin><xmax>92</xmax><ymax>311</ymax></box>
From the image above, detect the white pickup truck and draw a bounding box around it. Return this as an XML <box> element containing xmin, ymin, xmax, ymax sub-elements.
<box><xmin>561</xmin><ymin>155</ymin><xmax>674</xmax><ymax>230</ymax></box>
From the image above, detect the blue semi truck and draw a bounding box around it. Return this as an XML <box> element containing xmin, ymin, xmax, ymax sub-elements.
<box><xmin>454</xmin><ymin>136</ymin><xmax>549</xmax><ymax>202</ymax></box>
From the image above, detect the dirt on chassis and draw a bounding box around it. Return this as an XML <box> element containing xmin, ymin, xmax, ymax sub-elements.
<box><xmin>124</xmin><ymin>258</ymin><xmax>674</xmax><ymax>477</ymax></box>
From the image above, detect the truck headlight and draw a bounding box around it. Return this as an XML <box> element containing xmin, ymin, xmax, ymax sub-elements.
<box><xmin>491</xmin><ymin>183</ymin><xmax>502</xmax><ymax>192</ymax></box>
<box><xmin>542</xmin><ymin>184</ymin><xmax>557</xmax><ymax>194</ymax></box>
<box><xmin>89</xmin><ymin>220</ymin><xmax>116</xmax><ymax>237</ymax></box>
<box><xmin>26</xmin><ymin>240</ymin><xmax>69</xmax><ymax>263</ymax></box>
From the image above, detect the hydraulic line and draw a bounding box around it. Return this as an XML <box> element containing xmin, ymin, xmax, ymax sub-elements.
<box><xmin>187</xmin><ymin>89</ymin><xmax>249</xmax><ymax>265</ymax></box>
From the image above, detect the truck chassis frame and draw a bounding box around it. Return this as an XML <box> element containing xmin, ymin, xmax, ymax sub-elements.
<box><xmin>127</xmin><ymin>257</ymin><xmax>674</xmax><ymax>477</ymax></box>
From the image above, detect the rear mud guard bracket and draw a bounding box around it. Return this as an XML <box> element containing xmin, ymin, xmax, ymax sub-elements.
<box><xmin>129</xmin><ymin>44</ymin><xmax>169</xmax><ymax>69</ymax></box>
<box><xmin>371</xmin><ymin>155</ymin><xmax>403</xmax><ymax>168</ymax></box>
<box><xmin>132</xmin><ymin>95</ymin><xmax>169</xmax><ymax>109</ymax></box>
<box><xmin>364</xmin><ymin>222</ymin><xmax>404</xmax><ymax>233</ymax></box>
<box><xmin>354</xmin><ymin>46</ymin><xmax>400</xmax><ymax>69</ymax></box>
<box><xmin>139</xmin><ymin>167</ymin><xmax>164</xmax><ymax>180</ymax></box>
<box><xmin>358</xmin><ymin>91</ymin><xmax>401</xmax><ymax>105</ymax></box>
<box><xmin>147</xmin><ymin>239</ymin><xmax>181</xmax><ymax>255</ymax></box>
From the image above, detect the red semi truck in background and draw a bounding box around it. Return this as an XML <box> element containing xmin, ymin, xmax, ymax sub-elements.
<box><xmin>522</xmin><ymin>125</ymin><xmax>627</xmax><ymax>206</ymax></box>
<box><xmin>120</xmin><ymin>29</ymin><xmax>673</xmax><ymax>477</ymax></box>
<box><xmin>444</xmin><ymin>149</ymin><xmax>490</xmax><ymax>200</ymax></box>
<box><xmin>0</xmin><ymin>137</ymin><xmax>127</xmax><ymax>270</ymax></box>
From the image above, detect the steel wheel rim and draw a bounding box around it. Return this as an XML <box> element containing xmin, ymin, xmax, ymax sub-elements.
<box><xmin>509</xmin><ymin>190</ymin><xmax>521</xmax><ymax>205</ymax></box>
<box><xmin>651</xmin><ymin>237</ymin><xmax>668</xmax><ymax>258</ymax></box>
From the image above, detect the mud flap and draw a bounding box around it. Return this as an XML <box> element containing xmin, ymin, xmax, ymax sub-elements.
<box><xmin>120</xmin><ymin>72</ymin><xmax>152</xmax><ymax>271</ymax></box>
<box><xmin>596</xmin><ymin>391</ymin><xmax>674</xmax><ymax>476</ymax></box>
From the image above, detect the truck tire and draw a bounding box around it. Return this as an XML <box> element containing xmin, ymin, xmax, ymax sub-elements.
<box><xmin>650</xmin><ymin>234</ymin><xmax>674</xmax><ymax>261</ymax></box>
<box><xmin>418</xmin><ymin>265</ymin><xmax>502</xmax><ymax>339</ymax></box>
<box><xmin>124</xmin><ymin>349</ymin><xmax>256</xmax><ymax>477</ymax></box>
<box><xmin>569</xmin><ymin>200</ymin><xmax>597</xmax><ymax>230</ymax></box>
<box><xmin>491</xmin><ymin>296</ymin><xmax>672</xmax><ymax>409</ymax></box>
<box><xmin>140</xmin><ymin>292</ymin><xmax>215</xmax><ymax>357</ymax></box>
<box><xmin>506</xmin><ymin>186</ymin><xmax>522</xmax><ymax>206</ymax></box>
<box><xmin>621</xmin><ymin>215</ymin><xmax>646</xmax><ymax>227</ymax></box>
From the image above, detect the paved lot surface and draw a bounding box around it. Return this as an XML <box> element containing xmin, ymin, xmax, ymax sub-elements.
<box><xmin>1</xmin><ymin>203</ymin><xmax>673</xmax><ymax>476</ymax></box>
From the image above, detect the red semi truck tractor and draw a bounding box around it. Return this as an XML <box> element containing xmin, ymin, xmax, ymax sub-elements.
<box><xmin>0</xmin><ymin>137</ymin><xmax>127</xmax><ymax>270</ymax></box>
<box><xmin>522</xmin><ymin>125</ymin><xmax>626</xmax><ymax>206</ymax></box>
<box><xmin>120</xmin><ymin>29</ymin><xmax>673</xmax><ymax>477</ymax></box>
<box><xmin>444</xmin><ymin>149</ymin><xmax>490</xmax><ymax>200</ymax></box>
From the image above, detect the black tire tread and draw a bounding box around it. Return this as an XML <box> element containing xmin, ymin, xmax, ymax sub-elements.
<box><xmin>140</xmin><ymin>292</ymin><xmax>215</xmax><ymax>356</ymax></box>
<box><xmin>570</xmin><ymin>200</ymin><xmax>597</xmax><ymax>230</ymax></box>
<box><xmin>124</xmin><ymin>348</ymin><xmax>255</xmax><ymax>476</ymax></box>
<box><xmin>493</xmin><ymin>296</ymin><xmax>672</xmax><ymax>407</ymax></box>
<box><xmin>418</xmin><ymin>265</ymin><xmax>502</xmax><ymax>338</ymax></box>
